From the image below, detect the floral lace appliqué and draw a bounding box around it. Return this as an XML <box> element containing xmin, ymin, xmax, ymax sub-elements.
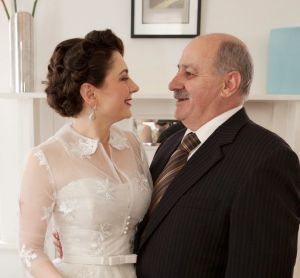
<box><xmin>109</xmin><ymin>133</ymin><xmax>129</xmax><ymax>150</ymax></box>
<box><xmin>89</xmin><ymin>223</ymin><xmax>112</xmax><ymax>256</ymax></box>
<box><xmin>97</xmin><ymin>223</ymin><xmax>112</xmax><ymax>241</ymax></box>
<box><xmin>34</xmin><ymin>149</ymin><xmax>55</xmax><ymax>184</ymax></box>
<box><xmin>41</xmin><ymin>192</ymin><xmax>56</xmax><ymax>222</ymax></box>
<box><xmin>20</xmin><ymin>244</ymin><xmax>37</xmax><ymax>268</ymax></box>
<box><xmin>133</xmin><ymin>173</ymin><xmax>149</xmax><ymax>192</ymax></box>
<box><xmin>95</xmin><ymin>179</ymin><xmax>115</xmax><ymax>200</ymax></box>
<box><xmin>74</xmin><ymin>267</ymin><xmax>97</xmax><ymax>278</ymax></box>
<box><xmin>41</xmin><ymin>203</ymin><xmax>54</xmax><ymax>222</ymax></box>
<box><xmin>34</xmin><ymin>149</ymin><xmax>48</xmax><ymax>166</ymax></box>
<box><xmin>58</xmin><ymin>200</ymin><xmax>78</xmax><ymax>221</ymax></box>
<box><xmin>69</xmin><ymin>138</ymin><xmax>98</xmax><ymax>158</ymax></box>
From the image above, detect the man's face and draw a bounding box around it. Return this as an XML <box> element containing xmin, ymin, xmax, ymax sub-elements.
<box><xmin>168</xmin><ymin>37</ymin><xmax>225</xmax><ymax>130</ymax></box>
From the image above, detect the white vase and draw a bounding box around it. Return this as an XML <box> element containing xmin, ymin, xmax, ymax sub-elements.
<box><xmin>9</xmin><ymin>12</ymin><xmax>34</xmax><ymax>93</ymax></box>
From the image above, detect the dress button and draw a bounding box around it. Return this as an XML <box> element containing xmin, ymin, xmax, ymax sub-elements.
<box><xmin>123</xmin><ymin>231</ymin><xmax>128</xmax><ymax>234</ymax></box>
<box><xmin>127</xmin><ymin>216</ymin><xmax>131</xmax><ymax>220</ymax></box>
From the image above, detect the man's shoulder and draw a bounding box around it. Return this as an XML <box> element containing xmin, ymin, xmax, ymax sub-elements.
<box><xmin>246</xmin><ymin>120</ymin><xmax>291</xmax><ymax>148</ymax></box>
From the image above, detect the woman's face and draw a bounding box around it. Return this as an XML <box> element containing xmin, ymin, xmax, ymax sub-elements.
<box><xmin>94</xmin><ymin>51</ymin><xmax>139</xmax><ymax>124</ymax></box>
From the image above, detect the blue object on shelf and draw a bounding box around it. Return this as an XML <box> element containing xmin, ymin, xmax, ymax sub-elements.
<box><xmin>267</xmin><ymin>27</ymin><xmax>300</xmax><ymax>95</ymax></box>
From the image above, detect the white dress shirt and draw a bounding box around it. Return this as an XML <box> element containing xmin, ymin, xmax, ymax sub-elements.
<box><xmin>184</xmin><ymin>105</ymin><xmax>243</xmax><ymax>159</ymax></box>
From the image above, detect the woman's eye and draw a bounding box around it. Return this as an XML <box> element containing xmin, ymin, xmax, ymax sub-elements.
<box><xmin>121</xmin><ymin>76</ymin><xmax>129</xmax><ymax>81</ymax></box>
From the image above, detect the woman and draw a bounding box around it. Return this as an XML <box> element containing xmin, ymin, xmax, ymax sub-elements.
<box><xmin>19</xmin><ymin>29</ymin><xmax>152</xmax><ymax>278</ymax></box>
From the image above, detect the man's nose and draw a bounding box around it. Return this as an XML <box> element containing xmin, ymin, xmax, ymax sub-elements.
<box><xmin>168</xmin><ymin>73</ymin><xmax>182</xmax><ymax>91</ymax></box>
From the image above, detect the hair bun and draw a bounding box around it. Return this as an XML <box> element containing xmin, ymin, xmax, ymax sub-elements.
<box><xmin>85</xmin><ymin>29</ymin><xmax>113</xmax><ymax>43</ymax></box>
<box><xmin>84</xmin><ymin>29</ymin><xmax>124</xmax><ymax>55</ymax></box>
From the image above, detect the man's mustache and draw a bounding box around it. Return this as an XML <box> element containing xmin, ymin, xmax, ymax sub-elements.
<box><xmin>173</xmin><ymin>90</ymin><xmax>189</xmax><ymax>99</ymax></box>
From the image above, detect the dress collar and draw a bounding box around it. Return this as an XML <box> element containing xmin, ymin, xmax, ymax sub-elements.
<box><xmin>55</xmin><ymin>123</ymin><xmax>130</xmax><ymax>157</ymax></box>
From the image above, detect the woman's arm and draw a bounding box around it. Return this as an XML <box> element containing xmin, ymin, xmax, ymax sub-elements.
<box><xmin>19</xmin><ymin>148</ymin><xmax>63</xmax><ymax>278</ymax></box>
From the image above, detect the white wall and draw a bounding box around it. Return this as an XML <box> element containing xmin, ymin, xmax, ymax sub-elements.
<box><xmin>0</xmin><ymin>0</ymin><xmax>300</xmax><ymax>96</ymax></box>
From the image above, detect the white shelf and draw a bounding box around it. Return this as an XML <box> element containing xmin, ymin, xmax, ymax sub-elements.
<box><xmin>1</xmin><ymin>92</ymin><xmax>300</xmax><ymax>102</ymax></box>
<box><xmin>135</xmin><ymin>93</ymin><xmax>300</xmax><ymax>101</ymax></box>
<box><xmin>247</xmin><ymin>94</ymin><xmax>300</xmax><ymax>101</ymax></box>
<box><xmin>0</xmin><ymin>241</ymin><xmax>17</xmax><ymax>250</ymax></box>
<box><xmin>134</xmin><ymin>93</ymin><xmax>172</xmax><ymax>99</ymax></box>
<box><xmin>0</xmin><ymin>92</ymin><xmax>46</xmax><ymax>99</ymax></box>
<box><xmin>133</xmin><ymin>93</ymin><xmax>300</xmax><ymax>101</ymax></box>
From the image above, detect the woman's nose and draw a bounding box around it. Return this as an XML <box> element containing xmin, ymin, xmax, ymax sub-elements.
<box><xmin>130</xmin><ymin>79</ymin><xmax>139</xmax><ymax>94</ymax></box>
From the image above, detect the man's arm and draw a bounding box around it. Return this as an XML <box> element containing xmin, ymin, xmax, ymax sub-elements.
<box><xmin>225</xmin><ymin>147</ymin><xmax>300</xmax><ymax>278</ymax></box>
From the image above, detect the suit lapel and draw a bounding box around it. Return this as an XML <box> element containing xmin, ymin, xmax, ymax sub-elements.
<box><xmin>139</xmin><ymin>108</ymin><xmax>250</xmax><ymax>249</ymax></box>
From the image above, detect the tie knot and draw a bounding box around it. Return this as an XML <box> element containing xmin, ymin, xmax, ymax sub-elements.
<box><xmin>180</xmin><ymin>132</ymin><xmax>200</xmax><ymax>152</ymax></box>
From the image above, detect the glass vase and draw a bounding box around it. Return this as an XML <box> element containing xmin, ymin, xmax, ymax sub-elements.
<box><xmin>9</xmin><ymin>12</ymin><xmax>34</xmax><ymax>93</ymax></box>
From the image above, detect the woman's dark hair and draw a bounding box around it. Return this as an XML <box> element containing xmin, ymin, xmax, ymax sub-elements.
<box><xmin>45</xmin><ymin>29</ymin><xmax>124</xmax><ymax>117</ymax></box>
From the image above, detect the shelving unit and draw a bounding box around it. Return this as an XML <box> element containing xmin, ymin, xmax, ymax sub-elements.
<box><xmin>0</xmin><ymin>92</ymin><xmax>299</xmax><ymax>148</ymax></box>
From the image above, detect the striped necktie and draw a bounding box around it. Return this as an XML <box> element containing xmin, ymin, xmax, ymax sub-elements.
<box><xmin>148</xmin><ymin>132</ymin><xmax>200</xmax><ymax>216</ymax></box>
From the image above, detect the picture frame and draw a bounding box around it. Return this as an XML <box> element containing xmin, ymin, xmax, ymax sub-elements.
<box><xmin>131</xmin><ymin>0</ymin><xmax>201</xmax><ymax>38</ymax></box>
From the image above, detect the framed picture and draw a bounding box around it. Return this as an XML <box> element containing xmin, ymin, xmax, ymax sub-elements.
<box><xmin>131</xmin><ymin>0</ymin><xmax>201</xmax><ymax>38</ymax></box>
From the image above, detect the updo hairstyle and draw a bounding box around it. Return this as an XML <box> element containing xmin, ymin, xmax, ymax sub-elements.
<box><xmin>45</xmin><ymin>29</ymin><xmax>124</xmax><ymax>117</ymax></box>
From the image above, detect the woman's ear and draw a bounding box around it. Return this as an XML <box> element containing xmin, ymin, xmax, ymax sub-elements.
<box><xmin>220</xmin><ymin>71</ymin><xmax>241</xmax><ymax>98</ymax></box>
<box><xmin>80</xmin><ymin>83</ymin><xmax>97</xmax><ymax>106</ymax></box>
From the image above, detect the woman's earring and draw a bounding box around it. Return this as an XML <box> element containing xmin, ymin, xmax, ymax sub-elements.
<box><xmin>88</xmin><ymin>106</ymin><xmax>96</xmax><ymax>121</ymax></box>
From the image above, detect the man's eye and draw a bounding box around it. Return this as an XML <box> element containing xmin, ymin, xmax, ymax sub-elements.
<box><xmin>121</xmin><ymin>76</ymin><xmax>129</xmax><ymax>81</ymax></box>
<box><xmin>185</xmin><ymin>71</ymin><xmax>195</xmax><ymax>78</ymax></box>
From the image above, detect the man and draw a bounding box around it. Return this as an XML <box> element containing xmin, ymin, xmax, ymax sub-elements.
<box><xmin>135</xmin><ymin>33</ymin><xmax>300</xmax><ymax>278</ymax></box>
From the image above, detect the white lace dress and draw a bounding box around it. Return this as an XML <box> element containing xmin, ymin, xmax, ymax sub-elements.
<box><xmin>19</xmin><ymin>123</ymin><xmax>152</xmax><ymax>278</ymax></box>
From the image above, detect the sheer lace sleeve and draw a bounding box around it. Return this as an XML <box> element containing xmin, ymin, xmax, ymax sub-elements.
<box><xmin>19</xmin><ymin>148</ymin><xmax>63</xmax><ymax>278</ymax></box>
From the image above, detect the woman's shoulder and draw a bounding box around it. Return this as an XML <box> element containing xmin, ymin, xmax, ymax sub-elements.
<box><xmin>30</xmin><ymin>125</ymin><xmax>69</xmax><ymax>163</ymax></box>
<box><xmin>33</xmin><ymin>135</ymin><xmax>60</xmax><ymax>155</ymax></box>
<box><xmin>110</xmin><ymin>125</ymin><xmax>140</xmax><ymax>148</ymax></box>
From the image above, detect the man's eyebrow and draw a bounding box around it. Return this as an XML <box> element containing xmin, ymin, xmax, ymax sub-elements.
<box><xmin>178</xmin><ymin>64</ymin><xmax>197</xmax><ymax>71</ymax></box>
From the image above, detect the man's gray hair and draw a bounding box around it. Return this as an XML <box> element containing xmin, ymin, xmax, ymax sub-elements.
<box><xmin>214</xmin><ymin>40</ymin><xmax>253</xmax><ymax>95</ymax></box>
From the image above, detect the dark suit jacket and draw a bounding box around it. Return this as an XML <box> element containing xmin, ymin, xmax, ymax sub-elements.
<box><xmin>135</xmin><ymin>108</ymin><xmax>300</xmax><ymax>278</ymax></box>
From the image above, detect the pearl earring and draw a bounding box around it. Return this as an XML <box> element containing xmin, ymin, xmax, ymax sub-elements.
<box><xmin>88</xmin><ymin>106</ymin><xmax>96</xmax><ymax>121</ymax></box>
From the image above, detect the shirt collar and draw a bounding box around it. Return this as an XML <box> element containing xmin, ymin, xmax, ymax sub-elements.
<box><xmin>185</xmin><ymin>105</ymin><xmax>243</xmax><ymax>144</ymax></box>
<box><xmin>55</xmin><ymin>123</ymin><xmax>130</xmax><ymax>157</ymax></box>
